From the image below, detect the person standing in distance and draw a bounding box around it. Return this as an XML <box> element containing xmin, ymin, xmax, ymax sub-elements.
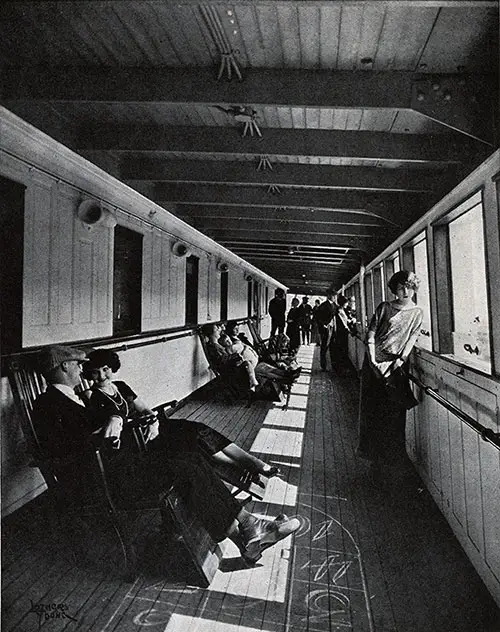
<box><xmin>315</xmin><ymin>291</ymin><xmax>338</xmax><ymax>371</ymax></box>
<box><xmin>268</xmin><ymin>288</ymin><xmax>286</xmax><ymax>337</ymax></box>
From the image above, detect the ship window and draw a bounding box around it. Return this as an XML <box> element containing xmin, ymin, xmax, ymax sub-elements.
<box><xmin>434</xmin><ymin>191</ymin><xmax>491</xmax><ymax>372</ymax></box>
<box><xmin>412</xmin><ymin>235</ymin><xmax>432</xmax><ymax>351</ymax></box>
<box><xmin>220</xmin><ymin>270</ymin><xmax>228</xmax><ymax>321</ymax></box>
<box><xmin>185</xmin><ymin>255</ymin><xmax>199</xmax><ymax>326</ymax></box>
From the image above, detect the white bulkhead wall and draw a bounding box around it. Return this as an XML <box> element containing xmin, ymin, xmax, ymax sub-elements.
<box><xmin>0</xmin><ymin>107</ymin><xmax>285</xmax><ymax>515</ymax></box>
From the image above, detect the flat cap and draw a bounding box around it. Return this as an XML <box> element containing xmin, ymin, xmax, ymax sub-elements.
<box><xmin>38</xmin><ymin>345</ymin><xmax>88</xmax><ymax>376</ymax></box>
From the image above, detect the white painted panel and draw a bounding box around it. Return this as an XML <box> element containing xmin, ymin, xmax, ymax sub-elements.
<box><xmin>76</xmin><ymin>239</ymin><xmax>93</xmax><ymax>324</ymax></box>
<box><xmin>461</xmin><ymin>423</ymin><xmax>484</xmax><ymax>553</ymax></box>
<box><xmin>142</xmin><ymin>230</ymin><xmax>165</xmax><ymax>330</ymax></box>
<box><xmin>142</xmin><ymin>231</ymin><xmax>153</xmax><ymax>322</ymax></box>
<box><xmin>481</xmin><ymin>441</ymin><xmax>500</xmax><ymax>582</ymax></box>
<box><xmin>27</xmin><ymin>178</ymin><xmax>52</xmax><ymax>327</ymax></box>
<box><xmin>54</xmin><ymin>185</ymin><xmax>76</xmax><ymax>325</ymax></box>
<box><xmin>96</xmin><ymin>228</ymin><xmax>112</xmax><ymax>324</ymax></box>
<box><xmin>437</xmin><ymin>402</ymin><xmax>452</xmax><ymax>514</ymax></box>
<box><xmin>198</xmin><ymin>253</ymin><xmax>209</xmax><ymax>323</ymax></box>
<box><xmin>228</xmin><ymin>269</ymin><xmax>248</xmax><ymax>320</ymax></box>
<box><xmin>169</xmin><ymin>253</ymin><xmax>185</xmax><ymax>327</ymax></box>
<box><xmin>151</xmin><ymin>232</ymin><xmax>162</xmax><ymax>320</ymax></box>
<box><xmin>160</xmin><ymin>238</ymin><xmax>170</xmax><ymax>321</ymax></box>
<box><xmin>448</xmin><ymin>408</ymin><xmax>467</xmax><ymax>527</ymax></box>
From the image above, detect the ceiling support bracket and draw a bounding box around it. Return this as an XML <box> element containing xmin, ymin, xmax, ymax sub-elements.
<box><xmin>257</xmin><ymin>155</ymin><xmax>273</xmax><ymax>171</ymax></box>
<box><xmin>217</xmin><ymin>51</ymin><xmax>243</xmax><ymax>82</ymax></box>
<box><xmin>411</xmin><ymin>74</ymin><xmax>496</xmax><ymax>146</ymax></box>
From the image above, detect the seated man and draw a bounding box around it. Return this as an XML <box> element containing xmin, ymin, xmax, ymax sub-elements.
<box><xmin>32</xmin><ymin>345</ymin><xmax>300</xmax><ymax>565</ymax></box>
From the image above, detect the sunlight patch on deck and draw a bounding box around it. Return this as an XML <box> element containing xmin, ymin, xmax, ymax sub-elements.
<box><xmin>261</xmin><ymin>475</ymin><xmax>299</xmax><ymax>507</ymax></box>
<box><xmin>261</xmin><ymin>407</ymin><xmax>306</xmax><ymax>429</ymax></box>
<box><xmin>208</xmin><ymin>535</ymin><xmax>292</xmax><ymax>603</ymax></box>
<box><xmin>163</xmin><ymin>613</ymin><xmax>274</xmax><ymax>631</ymax></box>
<box><xmin>251</xmin><ymin>428</ymin><xmax>304</xmax><ymax>458</ymax></box>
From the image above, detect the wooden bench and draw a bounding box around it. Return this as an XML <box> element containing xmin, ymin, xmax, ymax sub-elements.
<box><xmin>7</xmin><ymin>354</ymin><xmax>222</xmax><ymax>586</ymax></box>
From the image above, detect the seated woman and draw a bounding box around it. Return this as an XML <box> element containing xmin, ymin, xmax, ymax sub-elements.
<box><xmin>224</xmin><ymin>321</ymin><xmax>301</xmax><ymax>384</ymax></box>
<box><xmin>202</xmin><ymin>322</ymin><xmax>260</xmax><ymax>389</ymax></box>
<box><xmin>82</xmin><ymin>349</ymin><xmax>281</xmax><ymax>479</ymax></box>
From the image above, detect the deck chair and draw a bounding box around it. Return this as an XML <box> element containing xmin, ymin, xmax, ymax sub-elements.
<box><xmin>246</xmin><ymin>319</ymin><xmax>275</xmax><ymax>364</ymax></box>
<box><xmin>246</xmin><ymin>321</ymin><xmax>301</xmax><ymax>410</ymax></box>
<box><xmin>155</xmin><ymin>401</ymin><xmax>267</xmax><ymax>503</ymax></box>
<box><xmin>197</xmin><ymin>328</ymin><xmax>252</xmax><ymax>403</ymax></box>
<box><xmin>8</xmin><ymin>355</ymin><xmax>222</xmax><ymax>586</ymax></box>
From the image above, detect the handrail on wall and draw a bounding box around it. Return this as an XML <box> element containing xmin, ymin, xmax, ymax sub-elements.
<box><xmin>408</xmin><ymin>373</ymin><xmax>500</xmax><ymax>452</ymax></box>
<box><xmin>4</xmin><ymin>317</ymin><xmax>256</xmax><ymax>369</ymax></box>
<box><xmin>352</xmin><ymin>333</ymin><xmax>500</xmax><ymax>452</ymax></box>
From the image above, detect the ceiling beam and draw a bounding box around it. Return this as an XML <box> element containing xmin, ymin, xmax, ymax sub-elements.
<box><xmin>122</xmin><ymin>159</ymin><xmax>448</xmax><ymax>193</ymax></box>
<box><xmin>217</xmin><ymin>240</ymin><xmax>356</xmax><ymax>252</ymax></box>
<box><xmin>225</xmin><ymin>246</ymin><xmax>360</xmax><ymax>258</ymax></box>
<box><xmin>160</xmin><ymin>187</ymin><xmax>429</xmax><ymax>225</ymax></box>
<box><xmin>76</xmin><ymin>126</ymin><xmax>476</xmax><ymax>164</ymax></box>
<box><xmin>203</xmin><ymin>228</ymin><xmax>390</xmax><ymax>252</ymax></box>
<box><xmin>187</xmin><ymin>218</ymin><xmax>389</xmax><ymax>236</ymax></box>
<box><xmin>0</xmin><ymin>68</ymin><xmax>413</xmax><ymax>108</ymax></box>
<box><xmin>173</xmin><ymin>204</ymin><xmax>409</xmax><ymax>226</ymax></box>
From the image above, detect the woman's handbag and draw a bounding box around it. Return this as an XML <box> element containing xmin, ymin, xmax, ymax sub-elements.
<box><xmin>384</xmin><ymin>366</ymin><xmax>419</xmax><ymax>410</ymax></box>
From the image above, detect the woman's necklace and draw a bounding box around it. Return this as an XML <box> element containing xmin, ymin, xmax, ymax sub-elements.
<box><xmin>97</xmin><ymin>384</ymin><xmax>129</xmax><ymax>418</ymax></box>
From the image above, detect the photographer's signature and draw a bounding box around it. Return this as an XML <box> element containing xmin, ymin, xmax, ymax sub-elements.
<box><xmin>28</xmin><ymin>600</ymin><xmax>77</xmax><ymax>629</ymax></box>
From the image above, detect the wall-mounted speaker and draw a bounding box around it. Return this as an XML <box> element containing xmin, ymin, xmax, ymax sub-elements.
<box><xmin>77</xmin><ymin>199</ymin><xmax>117</xmax><ymax>229</ymax></box>
<box><xmin>172</xmin><ymin>241</ymin><xmax>191</xmax><ymax>257</ymax></box>
<box><xmin>216</xmin><ymin>261</ymin><xmax>229</xmax><ymax>272</ymax></box>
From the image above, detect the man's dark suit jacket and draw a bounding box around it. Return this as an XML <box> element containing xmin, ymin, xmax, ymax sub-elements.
<box><xmin>315</xmin><ymin>300</ymin><xmax>337</xmax><ymax>328</ymax></box>
<box><xmin>33</xmin><ymin>385</ymin><xmax>101</xmax><ymax>459</ymax></box>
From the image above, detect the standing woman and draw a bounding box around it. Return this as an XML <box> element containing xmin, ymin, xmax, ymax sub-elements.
<box><xmin>357</xmin><ymin>271</ymin><xmax>423</xmax><ymax>474</ymax></box>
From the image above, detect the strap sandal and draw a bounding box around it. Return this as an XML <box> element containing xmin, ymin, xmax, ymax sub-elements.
<box><xmin>262</xmin><ymin>465</ymin><xmax>281</xmax><ymax>478</ymax></box>
<box><xmin>241</xmin><ymin>514</ymin><xmax>300</xmax><ymax>565</ymax></box>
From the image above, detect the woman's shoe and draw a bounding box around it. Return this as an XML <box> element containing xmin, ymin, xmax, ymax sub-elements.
<box><xmin>262</xmin><ymin>465</ymin><xmax>281</xmax><ymax>478</ymax></box>
<box><xmin>240</xmin><ymin>514</ymin><xmax>300</xmax><ymax>565</ymax></box>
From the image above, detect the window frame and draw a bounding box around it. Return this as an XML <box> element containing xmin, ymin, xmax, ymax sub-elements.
<box><xmin>431</xmin><ymin>189</ymin><xmax>492</xmax><ymax>372</ymax></box>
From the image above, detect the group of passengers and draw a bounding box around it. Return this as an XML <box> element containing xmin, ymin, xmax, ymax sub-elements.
<box><xmin>30</xmin><ymin>269</ymin><xmax>422</xmax><ymax>571</ymax></box>
<box><xmin>201</xmin><ymin>320</ymin><xmax>301</xmax><ymax>397</ymax></box>
<box><xmin>33</xmin><ymin>345</ymin><xmax>301</xmax><ymax>568</ymax></box>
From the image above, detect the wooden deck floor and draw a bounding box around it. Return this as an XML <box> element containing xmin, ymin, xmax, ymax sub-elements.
<box><xmin>2</xmin><ymin>346</ymin><xmax>500</xmax><ymax>632</ymax></box>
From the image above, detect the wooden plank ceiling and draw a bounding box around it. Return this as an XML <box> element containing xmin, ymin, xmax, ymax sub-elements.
<box><xmin>0</xmin><ymin>0</ymin><xmax>498</xmax><ymax>294</ymax></box>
